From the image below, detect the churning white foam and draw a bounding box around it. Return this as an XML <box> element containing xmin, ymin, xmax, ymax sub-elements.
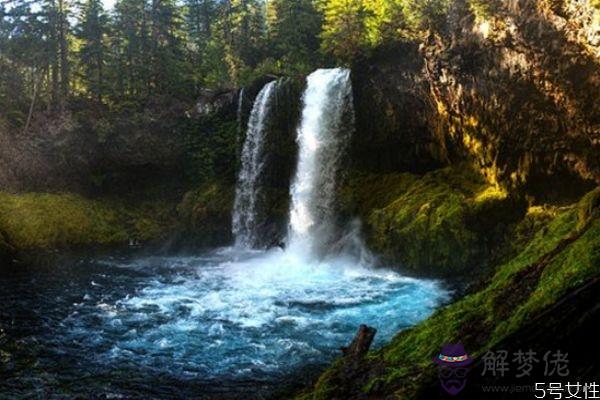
<box><xmin>80</xmin><ymin>249</ymin><xmax>447</xmax><ymax>380</ymax></box>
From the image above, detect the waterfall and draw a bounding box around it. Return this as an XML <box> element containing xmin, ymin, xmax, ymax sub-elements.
<box><xmin>236</xmin><ymin>87</ymin><xmax>244</xmax><ymax>136</ymax></box>
<box><xmin>232</xmin><ymin>81</ymin><xmax>276</xmax><ymax>248</ymax></box>
<box><xmin>286</xmin><ymin>68</ymin><xmax>354</xmax><ymax>258</ymax></box>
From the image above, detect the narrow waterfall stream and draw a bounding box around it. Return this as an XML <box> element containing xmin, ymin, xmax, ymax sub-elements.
<box><xmin>287</xmin><ymin>68</ymin><xmax>353</xmax><ymax>257</ymax></box>
<box><xmin>236</xmin><ymin>87</ymin><xmax>245</xmax><ymax>136</ymax></box>
<box><xmin>232</xmin><ymin>81</ymin><xmax>276</xmax><ymax>248</ymax></box>
<box><xmin>0</xmin><ymin>69</ymin><xmax>448</xmax><ymax>397</ymax></box>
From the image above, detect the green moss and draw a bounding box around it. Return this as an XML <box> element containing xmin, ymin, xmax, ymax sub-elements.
<box><xmin>303</xmin><ymin>187</ymin><xmax>600</xmax><ymax>399</ymax></box>
<box><xmin>341</xmin><ymin>164</ymin><xmax>517</xmax><ymax>275</ymax></box>
<box><xmin>294</xmin><ymin>359</ymin><xmax>344</xmax><ymax>400</ymax></box>
<box><xmin>577</xmin><ymin>186</ymin><xmax>600</xmax><ymax>230</ymax></box>
<box><xmin>177</xmin><ymin>181</ymin><xmax>234</xmax><ymax>222</ymax></box>
<box><xmin>0</xmin><ymin>192</ymin><xmax>173</xmax><ymax>250</ymax></box>
<box><xmin>177</xmin><ymin>181</ymin><xmax>235</xmax><ymax>246</ymax></box>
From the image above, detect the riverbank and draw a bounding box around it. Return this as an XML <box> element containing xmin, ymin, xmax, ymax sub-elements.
<box><xmin>295</xmin><ymin>186</ymin><xmax>600</xmax><ymax>399</ymax></box>
<box><xmin>0</xmin><ymin>192</ymin><xmax>178</xmax><ymax>261</ymax></box>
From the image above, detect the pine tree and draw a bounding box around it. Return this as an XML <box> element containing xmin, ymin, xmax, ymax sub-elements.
<box><xmin>266</xmin><ymin>0</ymin><xmax>322</xmax><ymax>69</ymax></box>
<box><xmin>111</xmin><ymin>0</ymin><xmax>150</xmax><ymax>98</ymax></box>
<box><xmin>318</xmin><ymin>0</ymin><xmax>369</xmax><ymax>62</ymax></box>
<box><xmin>363</xmin><ymin>0</ymin><xmax>405</xmax><ymax>46</ymax></box>
<box><xmin>76</xmin><ymin>0</ymin><xmax>108</xmax><ymax>101</ymax></box>
<box><xmin>148</xmin><ymin>0</ymin><xmax>191</xmax><ymax>97</ymax></box>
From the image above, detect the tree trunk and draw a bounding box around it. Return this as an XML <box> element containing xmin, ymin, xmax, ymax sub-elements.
<box><xmin>23</xmin><ymin>68</ymin><xmax>42</xmax><ymax>136</ymax></box>
<box><xmin>58</xmin><ymin>0</ymin><xmax>69</xmax><ymax>110</ymax></box>
<box><xmin>340</xmin><ymin>324</ymin><xmax>377</xmax><ymax>359</ymax></box>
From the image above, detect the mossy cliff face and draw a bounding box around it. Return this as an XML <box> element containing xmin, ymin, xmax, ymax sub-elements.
<box><xmin>0</xmin><ymin>192</ymin><xmax>174</xmax><ymax>254</ymax></box>
<box><xmin>297</xmin><ymin>187</ymin><xmax>600</xmax><ymax>400</ymax></box>
<box><xmin>176</xmin><ymin>182</ymin><xmax>235</xmax><ymax>248</ymax></box>
<box><xmin>351</xmin><ymin>0</ymin><xmax>600</xmax><ymax>199</ymax></box>
<box><xmin>340</xmin><ymin>164</ymin><xmax>526</xmax><ymax>277</ymax></box>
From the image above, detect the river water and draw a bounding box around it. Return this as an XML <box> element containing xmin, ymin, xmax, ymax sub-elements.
<box><xmin>0</xmin><ymin>248</ymin><xmax>447</xmax><ymax>398</ymax></box>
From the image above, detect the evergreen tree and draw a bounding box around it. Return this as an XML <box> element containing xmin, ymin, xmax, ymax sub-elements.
<box><xmin>111</xmin><ymin>0</ymin><xmax>150</xmax><ymax>99</ymax></box>
<box><xmin>266</xmin><ymin>0</ymin><xmax>322</xmax><ymax>70</ymax></box>
<box><xmin>363</xmin><ymin>0</ymin><xmax>405</xmax><ymax>46</ymax></box>
<box><xmin>76</xmin><ymin>0</ymin><xmax>108</xmax><ymax>101</ymax></box>
<box><xmin>317</xmin><ymin>0</ymin><xmax>368</xmax><ymax>62</ymax></box>
<box><xmin>148</xmin><ymin>0</ymin><xmax>191</xmax><ymax>97</ymax></box>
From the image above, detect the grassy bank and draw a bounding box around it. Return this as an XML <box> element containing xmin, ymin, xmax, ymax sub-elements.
<box><xmin>0</xmin><ymin>192</ymin><xmax>175</xmax><ymax>251</ymax></box>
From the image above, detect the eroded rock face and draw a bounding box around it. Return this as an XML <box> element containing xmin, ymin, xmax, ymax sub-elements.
<box><xmin>351</xmin><ymin>42</ymin><xmax>444</xmax><ymax>174</ymax></box>
<box><xmin>192</xmin><ymin>88</ymin><xmax>237</xmax><ymax>117</ymax></box>
<box><xmin>351</xmin><ymin>0</ymin><xmax>600</xmax><ymax>201</ymax></box>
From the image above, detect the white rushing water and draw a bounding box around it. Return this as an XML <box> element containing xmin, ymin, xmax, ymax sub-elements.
<box><xmin>236</xmin><ymin>87</ymin><xmax>245</xmax><ymax>136</ymax></box>
<box><xmin>287</xmin><ymin>68</ymin><xmax>355</xmax><ymax>259</ymax></box>
<box><xmin>232</xmin><ymin>81</ymin><xmax>276</xmax><ymax>248</ymax></box>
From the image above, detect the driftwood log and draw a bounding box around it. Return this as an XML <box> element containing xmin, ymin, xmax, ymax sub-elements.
<box><xmin>341</xmin><ymin>324</ymin><xmax>377</xmax><ymax>358</ymax></box>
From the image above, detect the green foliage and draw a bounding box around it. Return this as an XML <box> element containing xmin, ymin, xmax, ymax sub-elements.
<box><xmin>577</xmin><ymin>186</ymin><xmax>600</xmax><ymax>231</ymax></box>
<box><xmin>0</xmin><ymin>0</ymin><xmax>325</xmax><ymax>120</ymax></box>
<box><xmin>75</xmin><ymin>0</ymin><xmax>108</xmax><ymax>101</ymax></box>
<box><xmin>317</xmin><ymin>0</ymin><xmax>369</xmax><ymax>62</ymax></box>
<box><xmin>363</xmin><ymin>0</ymin><xmax>406</xmax><ymax>46</ymax></box>
<box><xmin>1</xmin><ymin>0</ymin><xmax>460</xmax><ymax>113</ymax></box>
<box><xmin>402</xmin><ymin>0</ymin><xmax>450</xmax><ymax>32</ymax></box>
<box><xmin>315</xmin><ymin>0</ymin><xmax>452</xmax><ymax>62</ymax></box>
<box><xmin>266</xmin><ymin>0</ymin><xmax>322</xmax><ymax>67</ymax></box>
<box><xmin>177</xmin><ymin>181</ymin><xmax>234</xmax><ymax>219</ymax></box>
<box><xmin>182</xmin><ymin>113</ymin><xmax>238</xmax><ymax>185</ymax></box>
<box><xmin>468</xmin><ymin>0</ymin><xmax>502</xmax><ymax>20</ymax></box>
<box><xmin>0</xmin><ymin>192</ymin><xmax>173</xmax><ymax>249</ymax></box>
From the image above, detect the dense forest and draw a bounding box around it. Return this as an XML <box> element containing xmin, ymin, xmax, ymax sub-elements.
<box><xmin>0</xmin><ymin>0</ymin><xmax>518</xmax><ymax>120</ymax></box>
